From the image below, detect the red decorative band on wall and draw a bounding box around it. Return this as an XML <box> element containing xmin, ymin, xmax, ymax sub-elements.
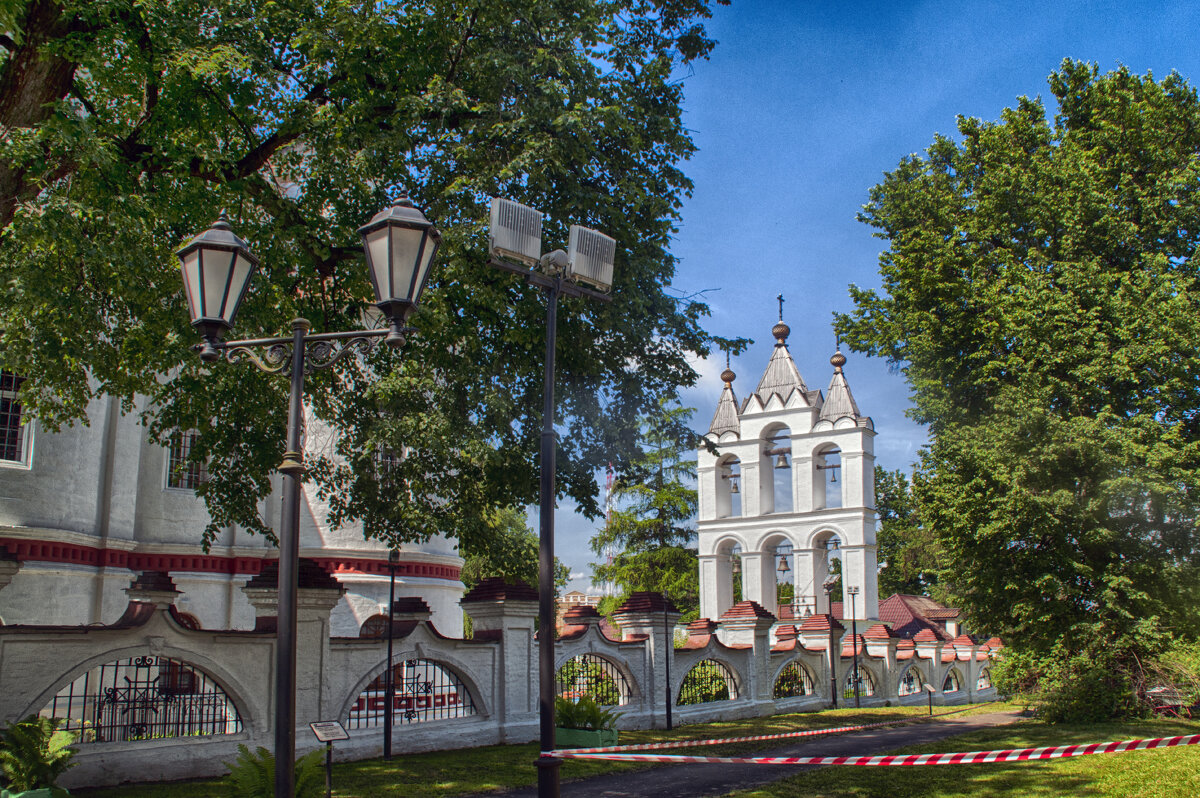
<box><xmin>0</xmin><ymin>537</ymin><xmax>461</xmax><ymax>582</ymax></box>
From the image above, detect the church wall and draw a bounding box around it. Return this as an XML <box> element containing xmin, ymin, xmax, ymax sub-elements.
<box><xmin>0</xmin><ymin>399</ymin><xmax>464</xmax><ymax>636</ymax></box>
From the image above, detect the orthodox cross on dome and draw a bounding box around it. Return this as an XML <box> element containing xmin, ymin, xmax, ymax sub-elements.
<box><xmin>777</xmin><ymin>294</ymin><xmax>784</xmax><ymax>321</ymax></box>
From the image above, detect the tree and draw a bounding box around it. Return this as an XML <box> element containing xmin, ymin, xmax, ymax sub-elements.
<box><xmin>0</xmin><ymin>0</ymin><xmax>736</xmax><ymax>551</ymax></box>
<box><xmin>839</xmin><ymin>61</ymin><xmax>1200</xmax><ymax>652</ymax></box>
<box><xmin>459</xmin><ymin>506</ymin><xmax>568</xmax><ymax>595</ymax></box>
<box><xmin>591</xmin><ymin>398</ymin><xmax>699</xmax><ymax>620</ymax></box>
<box><xmin>874</xmin><ymin>466</ymin><xmax>939</xmax><ymax>597</ymax></box>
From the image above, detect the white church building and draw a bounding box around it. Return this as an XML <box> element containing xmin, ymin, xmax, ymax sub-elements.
<box><xmin>0</xmin><ymin>376</ymin><xmax>464</xmax><ymax>636</ymax></box>
<box><xmin>697</xmin><ymin>316</ymin><xmax>879</xmax><ymax>623</ymax></box>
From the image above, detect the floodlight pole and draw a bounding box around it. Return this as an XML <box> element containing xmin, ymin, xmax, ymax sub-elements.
<box><xmin>488</xmin><ymin>258</ymin><xmax>610</xmax><ymax>798</ymax></box>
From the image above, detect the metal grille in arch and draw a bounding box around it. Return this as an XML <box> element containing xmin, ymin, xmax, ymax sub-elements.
<box><xmin>555</xmin><ymin>654</ymin><xmax>631</xmax><ymax>705</ymax></box>
<box><xmin>41</xmin><ymin>656</ymin><xmax>242</xmax><ymax>743</ymax></box>
<box><xmin>347</xmin><ymin>658</ymin><xmax>476</xmax><ymax>728</ymax></box>
<box><xmin>678</xmin><ymin>659</ymin><xmax>739</xmax><ymax>705</ymax></box>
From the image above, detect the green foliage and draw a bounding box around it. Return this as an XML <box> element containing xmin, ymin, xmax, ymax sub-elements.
<box><xmin>553</xmin><ymin>696</ymin><xmax>621</xmax><ymax>731</ymax></box>
<box><xmin>458</xmin><ymin>506</ymin><xmax>568</xmax><ymax>594</ymax></box>
<box><xmin>591</xmin><ymin>399</ymin><xmax>700</xmax><ymax>620</ymax></box>
<box><xmin>556</xmin><ymin>658</ymin><xmax>622</xmax><ymax>705</ymax></box>
<box><xmin>677</xmin><ymin>660</ymin><xmax>731</xmax><ymax>705</ymax></box>
<box><xmin>839</xmin><ymin>60</ymin><xmax>1200</xmax><ymax>652</ymax></box>
<box><xmin>223</xmin><ymin>745</ymin><xmax>323</xmax><ymax>798</ymax></box>
<box><xmin>0</xmin><ymin>0</ymin><xmax>739</xmax><ymax>556</ymax></box>
<box><xmin>0</xmin><ymin>715</ymin><xmax>76</xmax><ymax>793</ymax></box>
<box><xmin>874</xmin><ymin>467</ymin><xmax>940</xmax><ymax>597</ymax></box>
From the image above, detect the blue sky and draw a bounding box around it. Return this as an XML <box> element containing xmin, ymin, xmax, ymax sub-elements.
<box><xmin>558</xmin><ymin>0</ymin><xmax>1200</xmax><ymax>592</ymax></box>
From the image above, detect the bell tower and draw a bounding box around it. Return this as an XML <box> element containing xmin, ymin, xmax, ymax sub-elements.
<box><xmin>697</xmin><ymin>307</ymin><xmax>878</xmax><ymax>622</ymax></box>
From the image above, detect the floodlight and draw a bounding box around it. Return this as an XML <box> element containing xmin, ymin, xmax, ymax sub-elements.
<box><xmin>489</xmin><ymin>197</ymin><xmax>543</xmax><ymax>267</ymax></box>
<box><xmin>566</xmin><ymin>224</ymin><xmax>616</xmax><ymax>292</ymax></box>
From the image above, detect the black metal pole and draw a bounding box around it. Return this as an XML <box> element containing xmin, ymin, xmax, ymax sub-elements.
<box><xmin>850</xmin><ymin>591</ymin><xmax>860</xmax><ymax>709</ymax></box>
<box><xmin>664</xmin><ymin>605</ymin><xmax>673</xmax><ymax>731</ymax></box>
<box><xmin>384</xmin><ymin>557</ymin><xmax>396</xmax><ymax>759</ymax></box>
<box><xmin>536</xmin><ymin>280</ymin><xmax>561</xmax><ymax>798</ymax></box>
<box><xmin>825</xmin><ymin>585</ymin><xmax>837</xmax><ymax>709</ymax></box>
<box><xmin>275</xmin><ymin>318</ymin><xmax>309</xmax><ymax>798</ymax></box>
<box><xmin>324</xmin><ymin>741</ymin><xmax>332</xmax><ymax>798</ymax></box>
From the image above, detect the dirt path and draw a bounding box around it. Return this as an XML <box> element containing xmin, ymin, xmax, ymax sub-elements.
<box><xmin>471</xmin><ymin>710</ymin><xmax>1025</xmax><ymax>798</ymax></box>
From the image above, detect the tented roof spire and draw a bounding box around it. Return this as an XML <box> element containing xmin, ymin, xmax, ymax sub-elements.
<box><xmin>753</xmin><ymin>296</ymin><xmax>809</xmax><ymax>406</ymax></box>
<box><xmin>708</xmin><ymin>350</ymin><xmax>741</xmax><ymax>438</ymax></box>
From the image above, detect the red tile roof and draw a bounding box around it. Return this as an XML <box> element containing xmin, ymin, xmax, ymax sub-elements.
<box><xmin>912</xmin><ymin>628</ymin><xmax>941</xmax><ymax>643</ymax></box>
<box><xmin>614</xmin><ymin>591</ymin><xmax>680</xmax><ymax>615</ymax></box>
<box><xmin>460</xmin><ymin>577</ymin><xmax>538</xmax><ymax>603</ymax></box>
<box><xmin>798</xmin><ymin>613</ymin><xmax>844</xmax><ymax>633</ymax></box>
<box><xmin>863</xmin><ymin>623</ymin><xmax>895</xmax><ymax>641</ymax></box>
<box><xmin>719</xmin><ymin>600</ymin><xmax>776</xmax><ymax>621</ymax></box>
<box><xmin>878</xmin><ymin>594</ymin><xmax>962</xmax><ymax>641</ymax></box>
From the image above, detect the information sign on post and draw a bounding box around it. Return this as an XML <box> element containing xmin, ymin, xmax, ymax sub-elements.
<box><xmin>310</xmin><ymin>721</ymin><xmax>349</xmax><ymax>798</ymax></box>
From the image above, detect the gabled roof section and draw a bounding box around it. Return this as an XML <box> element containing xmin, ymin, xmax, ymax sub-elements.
<box><xmin>708</xmin><ymin>367</ymin><xmax>741</xmax><ymax>438</ymax></box>
<box><xmin>753</xmin><ymin>322</ymin><xmax>809</xmax><ymax>408</ymax></box>
<box><xmin>819</xmin><ymin>350</ymin><xmax>864</xmax><ymax>422</ymax></box>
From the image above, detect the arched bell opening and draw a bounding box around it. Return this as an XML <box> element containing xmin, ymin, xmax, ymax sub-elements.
<box><xmin>813</xmin><ymin>444</ymin><xmax>842</xmax><ymax>510</ymax></box>
<box><xmin>813</xmin><ymin>531</ymin><xmax>842</xmax><ymax>615</ymax></box>
<box><xmin>716</xmin><ymin>454</ymin><xmax>742</xmax><ymax>519</ymax></box>
<box><xmin>761</xmin><ymin>423</ymin><xmax>793</xmax><ymax>515</ymax></box>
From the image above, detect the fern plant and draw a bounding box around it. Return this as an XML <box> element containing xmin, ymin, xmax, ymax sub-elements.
<box><xmin>554</xmin><ymin>696</ymin><xmax>621</xmax><ymax>731</ymax></box>
<box><xmin>0</xmin><ymin>714</ymin><xmax>76</xmax><ymax>794</ymax></box>
<box><xmin>224</xmin><ymin>745</ymin><xmax>324</xmax><ymax>798</ymax></box>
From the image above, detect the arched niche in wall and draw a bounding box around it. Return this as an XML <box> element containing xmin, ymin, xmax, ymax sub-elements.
<box><xmin>764</xmin><ymin>533</ymin><xmax>796</xmax><ymax>618</ymax></box>
<box><xmin>813</xmin><ymin>443</ymin><xmax>842</xmax><ymax>510</ymax></box>
<box><xmin>760</xmin><ymin>422</ymin><xmax>793</xmax><ymax>515</ymax></box>
<box><xmin>809</xmin><ymin>529</ymin><xmax>843</xmax><ymax>613</ymax></box>
<box><xmin>716</xmin><ymin>454</ymin><xmax>742</xmax><ymax>519</ymax></box>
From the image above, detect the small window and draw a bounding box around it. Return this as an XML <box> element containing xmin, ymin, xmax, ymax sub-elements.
<box><xmin>166</xmin><ymin>430</ymin><xmax>206</xmax><ymax>490</ymax></box>
<box><xmin>0</xmin><ymin>371</ymin><xmax>30</xmax><ymax>465</ymax></box>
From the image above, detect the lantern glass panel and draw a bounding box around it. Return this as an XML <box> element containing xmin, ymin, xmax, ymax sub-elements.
<box><xmin>226</xmin><ymin>251</ymin><xmax>254</xmax><ymax>323</ymax></box>
<box><xmin>181</xmin><ymin>250</ymin><xmax>203</xmax><ymax>322</ymax></box>
<box><xmin>364</xmin><ymin>226</ymin><xmax>390</xmax><ymax>300</ymax></box>
<box><xmin>201</xmin><ymin>248</ymin><xmax>235</xmax><ymax>320</ymax></box>
<box><xmin>389</xmin><ymin>226</ymin><xmax>423</xmax><ymax>301</ymax></box>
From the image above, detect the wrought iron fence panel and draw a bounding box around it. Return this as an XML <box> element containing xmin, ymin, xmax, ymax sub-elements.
<box><xmin>42</xmin><ymin>656</ymin><xmax>242</xmax><ymax>743</ymax></box>
<box><xmin>844</xmin><ymin>666</ymin><xmax>876</xmax><ymax>699</ymax></box>
<box><xmin>555</xmin><ymin>654</ymin><xmax>630</xmax><ymax>706</ymax></box>
<box><xmin>347</xmin><ymin>658</ymin><xmax>477</xmax><ymax>729</ymax></box>
<box><xmin>773</xmin><ymin>660</ymin><xmax>815</xmax><ymax>698</ymax></box>
<box><xmin>677</xmin><ymin>659</ymin><xmax>738</xmax><ymax>706</ymax></box>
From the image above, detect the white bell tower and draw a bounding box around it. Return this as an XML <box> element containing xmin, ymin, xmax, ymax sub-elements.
<box><xmin>697</xmin><ymin>311</ymin><xmax>878</xmax><ymax>622</ymax></box>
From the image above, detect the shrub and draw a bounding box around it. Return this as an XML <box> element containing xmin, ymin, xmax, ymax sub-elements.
<box><xmin>224</xmin><ymin>745</ymin><xmax>324</xmax><ymax>798</ymax></box>
<box><xmin>0</xmin><ymin>715</ymin><xmax>76</xmax><ymax>795</ymax></box>
<box><xmin>554</xmin><ymin>697</ymin><xmax>621</xmax><ymax>731</ymax></box>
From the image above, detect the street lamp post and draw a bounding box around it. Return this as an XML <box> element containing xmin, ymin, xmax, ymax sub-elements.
<box><xmin>178</xmin><ymin>200</ymin><xmax>440</xmax><ymax>798</ymax></box>
<box><xmin>848</xmin><ymin>585</ymin><xmax>861</xmax><ymax>708</ymax></box>
<box><xmin>822</xmin><ymin>576</ymin><xmax>838</xmax><ymax>709</ymax></box>
<box><xmin>486</xmin><ymin>198</ymin><xmax>616</xmax><ymax>798</ymax></box>
<box><xmin>384</xmin><ymin>548</ymin><xmax>400</xmax><ymax>759</ymax></box>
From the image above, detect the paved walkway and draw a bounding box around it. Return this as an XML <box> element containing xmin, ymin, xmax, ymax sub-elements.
<box><xmin>474</xmin><ymin>710</ymin><xmax>1025</xmax><ymax>798</ymax></box>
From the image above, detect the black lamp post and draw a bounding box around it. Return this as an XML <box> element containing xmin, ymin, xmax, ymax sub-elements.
<box><xmin>822</xmin><ymin>575</ymin><xmax>838</xmax><ymax>709</ymax></box>
<box><xmin>384</xmin><ymin>548</ymin><xmax>400</xmax><ymax>759</ymax></box>
<box><xmin>848</xmin><ymin>584</ymin><xmax>861</xmax><ymax>709</ymax></box>
<box><xmin>486</xmin><ymin>197</ymin><xmax>615</xmax><ymax>798</ymax></box>
<box><xmin>178</xmin><ymin>200</ymin><xmax>440</xmax><ymax>798</ymax></box>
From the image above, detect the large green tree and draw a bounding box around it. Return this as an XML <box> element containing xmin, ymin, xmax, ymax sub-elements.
<box><xmin>874</xmin><ymin>466</ymin><xmax>939</xmax><ymax>598</ymax></box>
<box><xmin>0</xmin><ymin>0</ymin><xmax>732</xmax><ymax>551</ymax></box>
<box><xmin>840</xmin><ymin>60</ymin><xmax>1200</xmax><ymax>652</ymax></box>
<box><xmin>459</xmin><ymin>506</ymin><xmax>569</xmax><ymax>594</ymax></box>
<box><xmin>591</xmin><ymin>398</ymin><xmax>699</xmax><ymax>620</ymax></box>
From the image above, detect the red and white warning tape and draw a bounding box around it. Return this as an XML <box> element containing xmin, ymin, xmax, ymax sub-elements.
<box><xmin>557</xmin><ymin>705</ymin><xmax>977</xmax><ymax>755</ymax></box>
<box><xmin>552</xmin><ymin>733</ymin><xmax>1200</xmax><ymax>765</ymax></box>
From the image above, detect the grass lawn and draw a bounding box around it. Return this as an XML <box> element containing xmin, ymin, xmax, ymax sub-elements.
<box><xmin>74</xmin><ymin>703</ymin><xmax>1007</xmax><ymax>798</ymax></box>
<box><xmin>726</xmin><ymin>716</ymin><xmax>1200</xmax><ymax>798</ymax></box>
